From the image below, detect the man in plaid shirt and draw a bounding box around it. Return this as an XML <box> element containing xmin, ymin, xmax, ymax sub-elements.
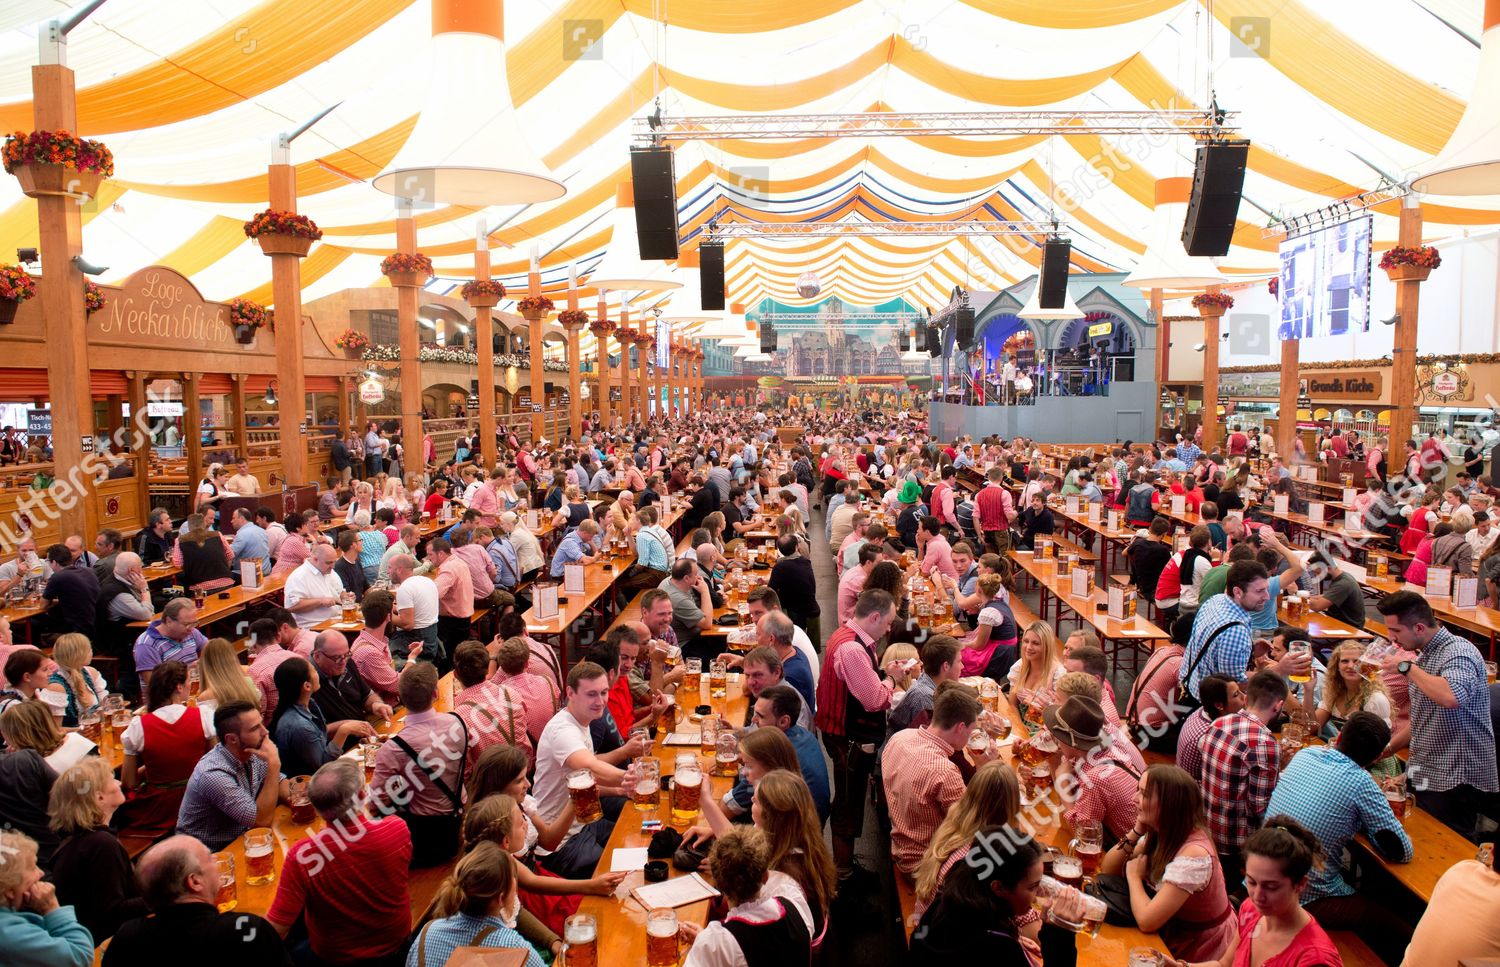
<box><xmin>1045</xmin><ymin>694</ymin><xmax>1140</xmax><ymax>840</ymax></box>
<box><xmin>1200</xmin><ymin>669</ymin><xmax>1288</xmax><ymax>886</ymax></box>
<box><xmin>1378</xmin><ymin>591</ymin><xmax>1500</xmax><ymax>840</ymax></box>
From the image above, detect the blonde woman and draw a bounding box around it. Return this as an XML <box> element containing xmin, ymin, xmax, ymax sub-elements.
<box><xmin>1006</xmin><ymin>620</ymin><xmax>1066</xmax><ymax>725</ymax></box>
<box><xmin>345</xmin><ymin>480</ymin><xmax>378</xmax><ymax>524</ymax></box>
<box><xmin>1316</xmin><ymin>641</ymin><xmax>1393</xmax><ymax>737</ymax></box>
<box><xmin>194</xmin><ymin>463</ymin><xmax>227</xmax><ymax>513</ymax></box>
<box><xmin>0</xmin><ymin>830</ymin><xmax>93</xmax><ymax>964</ymax></box>
<box><xmin>40</xmin><ymin>633</ymin><xmax>107</xmax><ymax>727</ymax></box>
<box><xmin>195</xmin><ymin>636</ymin><xmax>261</xmax><ymax>721</ymax></box>
<box><xmin>3</xmin><ymin>698</ymin><xmax>93</xmax><ymax>776</ymax></box>
<box><xmin>378</xmin><ymin>477</ymin><xmax>412</xmax><ymax>520</ymax></box>
<box><xmin>409</xmin><ymin>840</ymin><xmax>545</xmax><ymax>967</ymax></box>
<box><xmin>913</xmin><ymin>761</ymin><xmax>1021</xmax><ymax>922</ymax></box>
<box><xmin>47</xmin><ymin>758</ymin><xmax>145</xmax><ymax>943</ymax></box>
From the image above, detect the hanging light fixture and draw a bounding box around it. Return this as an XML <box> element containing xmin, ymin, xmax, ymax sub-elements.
<box><xmin>264</xmin><ymin>381</ymin><xmax>278</xmax><ymax>407</ymax></box>
<box><xmin>590</xmin><ymin>184</ymin><xmax>682</xmax><ymax>293</ymax></box>
<box><xmin>1412</xmin><ymin>1</ymin><xmax>1500</xmax><ymax>195</ymax></box>
<box><xmin>1123</xmin><ymin>178</ymin><xmax>1226</xmax><ymax>290</ymax></box>
<box><xmin>373</xmin><ymin>0</ymin><xmax>564</xmax><ymax>206</ymax></box>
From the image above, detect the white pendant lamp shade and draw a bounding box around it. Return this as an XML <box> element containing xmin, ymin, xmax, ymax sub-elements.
<box><xmin>1413</xmin><ymin>0</ymin><xmax>1500</xmax><ymax>195</ymax></box>
<box><xmin>1123</xmin><ymin>178</ymin><xmax>1226</xmax><ymax>289</ymax></box>
<box><xmin>1019</xmin><ymin>281</ymin><xmax>1084</xmax><ymax>320</ymax></box>
<box><xmin>734</xmin><ymin>343</ymin><xmax>759</xmax><ymax>357</ymax></box>
<box><xmin>373</xmin><ymin>2</ymin><xmax>564</xmax><ymax>206</ymax></box>
<box><xmin>590</xmin><ymin>184</ymin><xmax>683</xmax><ymax>294</ymax></box>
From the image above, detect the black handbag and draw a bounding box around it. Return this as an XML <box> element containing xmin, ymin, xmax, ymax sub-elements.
<box><xmin>1089</xmin><ymin>874</ymin><xmax>1137</xmax><ymax>927</ymax></box>
<box><xmin>389</xmin><ymin>714</ymin><xmax>468</xmax><ymax>868</ymax></box>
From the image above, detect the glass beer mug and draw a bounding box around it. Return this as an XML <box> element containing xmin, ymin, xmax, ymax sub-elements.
<box><xmin>646</xmin><ymin>908</ymin><xmax>679</xmax><ymax>967</ymax></box>
<box><xmin>566</xmin><ymin>769</ymin><xmax>603</xmax><ymax>824</ymax></box>
<box><xmin>563</xmin><ymin>914</ymin><xmax>598</xmax><ymax>967</ymax></box>
<box><xmin>633</xmin><ymin>757</ymin><xmax>662</xmax><ymax>811</ymax></box>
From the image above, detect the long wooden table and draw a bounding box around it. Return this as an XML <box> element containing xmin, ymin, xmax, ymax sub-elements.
<box><xmin>1359</xmin><ymin>572</ymin><xmax>1500</xmax><ymax>656</ymax></box>
<box><xmin>126</xmin><ymin>572</ymin><xmax>290</xmax><ymax>628</ymax></box>
<box><xmin>1008</xmin><ymin>549</ymin><xmax>1169</xmax><ymax>670</ymax></box>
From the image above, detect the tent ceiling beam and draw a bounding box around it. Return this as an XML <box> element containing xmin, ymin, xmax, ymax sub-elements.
<box><xmin>638</xmin><ymin>110</ymin><xmax>1236</xmax><ymax>140</ymax></box>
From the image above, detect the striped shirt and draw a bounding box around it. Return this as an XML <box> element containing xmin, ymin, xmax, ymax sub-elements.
<box><xmin>880</xmin><ymin>727</ymin><xmax>965</xmax><ymax>874</ymax></box>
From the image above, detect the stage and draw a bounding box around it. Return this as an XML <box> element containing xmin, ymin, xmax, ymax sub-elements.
<box><xmin>928</xmin><ymin>381</ymin><xmax>1158</xmax><ymax>444</ymax></box>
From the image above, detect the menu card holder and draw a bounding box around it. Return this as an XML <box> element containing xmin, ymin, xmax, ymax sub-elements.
<box><xmin>525</xmin><ymin>509</ymin><xmax>540</xmax><ymax>530</ymax></box>
<box><xmin>1107</xmin><ymin>585</ymin><xmax>1135</xmax><ymax>620</ymax></box>
<box><xmin>1071</xmin><ymin>568</ymin><xmax>1094</xmax><ymax>599</ymax></box>
<box><xmin>1087</xmin><ymin>502</ymin><xmax>1101</xmax><ymax>523</ymax></box>
<box><xmin>1343</xmin><ymin>511</ymin><xmax>1361</xmax><ymax>532</ymax></box>
<box><xmin>1308</xmin><ymin>503</ymin><xmax>1325</xmax><ymax>524</ymax></box>
<box><xmin>1454</xmin><ymin>575</ymin><xmax>1479</xmax><ymax>609</ymax></box>
<box><xmin>1425</xmin><ymin>566</ymin><xmax>1453</xmax><ymax>599</ymax></box>
<box><xmin>1343</xmin><ymin>488</ymin><xmax>1358</xmax><ymax>505</ymax></box>
<box><xmin>564</xmin><ymin>562</ymin><xmax>586</xmax><ymax>596</ymax></box>
<box><xmin>240</xmin><ymin>560</ymin><xmax>261</xmax><ymax>590</ymax></box>
<box><xmin>534</xmin><ymin>581</ymin><xmax>560</xmax><ymax>619</ymax></box>
<box><xmin>1171</xmin><ymin>495</ymin><xmax>1186</xmax><ymax>516</ymax></box>
<box><xmin>1107</xmin><ymin>510</ymin><xmax>1121</xmax><ymax>532</ymax></box>
<box><xmin>1273</xmin><ymin>495</ymin><xmax>1289</xmax><ymax>515</ymax></box>
<box><xmin>1065</xmin><ymin>496</ymin><xmax>1081</xmax><ymax>515</ymax></box>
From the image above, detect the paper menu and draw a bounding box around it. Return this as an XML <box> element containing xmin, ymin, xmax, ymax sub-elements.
<box><xmin>1425</xmin><ymin>566</ymin><xmax>1453</xmax><ymax>598</ymax></box>
<box><xmin>564</xmin><ymin>562</ymin><xmax>586</xmax><ymax>595</ymax></box>
<box><xmin>609</xmin><ymin>847</ymin><xmax>650</xmax><ymax>873</ymax></box>
<box><xmin>630</xmin><ymin>873</ymin><xmax>721</xmax><ymax>910</ymax></box>
<box><xmin>534</xmin><ymin>582</ymin><xmax>559</xmax><ymax>619</ymax></box>
<box><xmin>1454</xmin><ymin>575</ymin><xmax>1479</xmax><ymax>609</ymax></box>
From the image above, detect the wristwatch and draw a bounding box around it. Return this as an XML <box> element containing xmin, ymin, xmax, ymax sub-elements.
<box><xmin>1397</xmin><ymin>660</ymin><xmax>1413</xmax><ymax>676</ymax></box>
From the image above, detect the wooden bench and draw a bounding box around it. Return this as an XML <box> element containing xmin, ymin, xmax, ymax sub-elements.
<box><xmin>1330</xmin><ymin>931</ymin><xmax>1385</xmax><ymax>967</ymax></box>
<box><xmin>1049</xmin><ymin>533</ymin><xmax>1099</xmax><ymax>565</ymax></box>
<box><xmin>895</xmin><ymin>869</ymin><xmax>919</xmax><ymax>941</ymax></box>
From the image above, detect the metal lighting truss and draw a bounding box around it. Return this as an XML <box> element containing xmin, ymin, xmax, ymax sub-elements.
<box><xmin>756</xmin><ymin>310</ymin><xmax>928</xmax><ymax>331</ymax></box>
<box><xmin>636</xmin><ymin>110</ymin><xmax>1236</xmax><ymax>141</ymax></box>
<box><xmin>706</xmin><ymin>220</ymin><xmax>1055</xmax><ymax>238</ymax></box>
<box><xmin>1264</xmin><ymin>181</ymin><xmax>1408</xmax><ymax>240</ymax></box>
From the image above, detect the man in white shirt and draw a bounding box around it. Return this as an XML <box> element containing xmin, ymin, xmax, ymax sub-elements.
<box><xmin>387</xmin><ymin>553</ymin><xmax>442</xmax><ymax>668</ymax></box>
<box><xmin>533</xmin><ymin>661</ymin><xmax>633</xmax><ymax>879</ymax></box>
<box><xmin>222</xmin><ymin>458</ymin><xmax>260</xmax><ymax>496</ymax></box>
<box><xmin>1468</xmin><ymin>511</ymin><xmax>1499</xmax><ymax>559</ymax></box>
<box><xmin>282</xmin><ymin>544</ymin><xmax>344</xmax><ymax>630</ymax></box>
<box><xmin>1001</xmin><ymin>355</ymin><xmax>1017</xmax><ymax>405</ymax></box>
<box><xmin>0</xmin><ymin>536</ymin><xmax>41</xmax><ymax>595</ymax></box>
<box><xmin>500</xmin><ymin>511</ymin><xmax>545</xmax><ymax>582</ymax></box>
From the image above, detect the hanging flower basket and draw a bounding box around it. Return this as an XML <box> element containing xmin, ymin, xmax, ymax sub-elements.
<box><xmin>231</xmin><ymin>324</ymin><xmax>258</xmax><ymax>345</ymax></box>
<box><xmin>334</xmin><ymin>328</ymin><xmax>369</xmax><ymax>359</ymax></box>
<box><xmin>557</xmin><ymin>308</ymin><xmax>589</xmax><ymax>328</ymax></box>
<box><xmin>1380</xmin><ymin>246</ymin><xmax>1440</xmax><ymax>283</ymax></box>
<box><xmin>588</xmin><ymin>318</ymin><xmax>615</xmax><ymax>338</ymax></box>
<box><xmin>0</xmin><ymin>264</ymin><xmax>37</xmax><ymax>325</ymax></box>
<box><xmin>83</xmin><ymin>280</ymin><xmax>106</xmax><ymax>316</ymax></box>
<box><xmin>1267</xmin><ymin>277</ymin><xmax>1279</xmax><ymax>298</ymax></box>
<box><xmin>381</xmin><ymin>253</ymin><xmax>433</xmax><ymax>288</ymax></box>
<box><xmin>1192</xmin><ymin>292</ymin><xmax>1234</xmax><ymax>318</ymax></box>
<box><xmin>226</xmin><ymin>298</ymin><xmax>270</xmax><ymax>346</ymax></box>
<box><xmin>517</xmin><ymin>294</ymin><xmax>554</xmax><ymax>322</ymax></box>
<box><xmin>244</xmin><ymin>210</ymin><xmax>322</xmax><ymax>257</ymax></box>
<box><xmin>461</xmin><ymin>279</ymin><xmax>506</xmax><ymax>308</ymax></box>
<box><xmin>3</xmin><ymin>130</ymin><xmax>113</xmax><ymax>199</ymax></box>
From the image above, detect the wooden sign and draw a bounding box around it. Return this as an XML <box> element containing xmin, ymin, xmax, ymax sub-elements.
<box><xmin>90</xmin><ymin>266</ymin><xmax>237</xmax><ymax>350</ymax></box>
<box><xmin>1305</xmin><ymin>372</ymin><xmax>1383</xmax><ymax>402</ymax></box>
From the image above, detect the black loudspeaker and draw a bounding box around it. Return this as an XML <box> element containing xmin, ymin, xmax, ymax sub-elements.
<box><xmin>955</xmin><ymin>307</ymin><xmax>975</xmax><ymax>351</ymax></box>
<box><xmin>1038</xmin><ymin>239</ymin><xmax>1072</xmax><ymax>309</ymax></box>
<box><xmin>470</xmin><ymin>378</ymin><xmax>479</xmax><ymax>393</ymax></box>
<box><xmin>1181</xmin><ymin>140</ymin><xmax>1250</xmax><ymax>257</ymax></box>
<box><xmin>699</xmin><ymin>242</ymin><xmax>725</xmax><ymax>311</ymax></box>
<box><xmin>760</xmin><ymin>323</ymin><xmax>776</xmax><ymax>354</ymax></box>
<box><xmin>898</xmin><ymin>326</ymin><xmax>910</xmax><ymax>353</ymax></box>
<box><xmin>630</xmin><ymin>147</ymin><xmax>680</xmax><ymax>260</ymax></box>
<box><xmin>927</xmin><ymin>326</ymin><xmax>943</xmax><ymax>358</ymax></box>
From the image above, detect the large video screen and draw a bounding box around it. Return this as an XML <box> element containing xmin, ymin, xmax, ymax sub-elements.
<box><xmin>655</xmin><ymin>317</ymin><xmax>671</xmax><ymax>369</ymax></box>
<box><xmin>1277</xmin><ymin>215</ymin><xmax>1372</xmax><ymax>340</ymax></box>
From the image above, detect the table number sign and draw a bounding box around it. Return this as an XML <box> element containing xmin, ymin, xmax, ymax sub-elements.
<box><xmin>1308</xmin><ymin>503</ymin><xmax>1325</xmax><ymax>524</ymax></box>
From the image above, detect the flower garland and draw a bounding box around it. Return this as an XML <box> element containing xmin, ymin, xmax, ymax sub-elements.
<box><xmin>1221</xmin><ymin>352</ymin><xmax>1500</xmax><ymax>375</ymax></box>
<box><xmin>334</xmin><ymin>328</ymin><xmax>369</xmax><ymax>350</ymax></box>
<box><xmin>460</xmin><ymin>279</ymin><xmax>506</xmax><ymax>300</ymax></box>
<box><xmin>2</xmin><ymin>130</ymin><xmax>114</xmax><ymax>176</ymax></box>
<box><xmin>381</xmin><ymin>253</ymin><xmax>434</xmax><ymax>277</ymax></box>
<box><xmin>83</xmin><ymin>280</ymin><xmax>106</xmax><ymax>316</ymax></box>
<box><xmin>557</xmin><ymin>308</ymin><xmax>589</xmax><ymax>327</ymax></box>
<box><xmin>1267</xmin><ymin>277</ymin><xmax>1279</xmax><ymax>298</ymax></box>
<box><xmin>228</xmin><ymin>298</ymin><xmax>270</xmax><ymax>330</ymax></box>
<box><xmin>1191</xmin><ymin>292</ymin><xmax>1235</xmax><ymax>310</ymax></box>
<box><xmin>516</xmin><ymin>295</ymin><xmax>554</xmax><ymax>316</ymax></box>
<box><xmin>243</xmin><ymin>209</ymin><xmax>323</xmax><ymax>240</ymax></box>
<box><xmin>0</xmin><ymin>264</ymin><xmax>37</xmax><ymax>303</ymax></box>
<box><xmin>1378</xmin><ymin>246</ymin><xmax>1441</xmax><ymax>271</ymax></box>
<box><xmin>361</xmin><ymin>343</ymin><xmax>569</xmax><ymax>371</ymax></box>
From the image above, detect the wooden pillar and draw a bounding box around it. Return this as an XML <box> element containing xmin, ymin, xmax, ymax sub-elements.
<box><xmin>1389</xmin><ymin>197</ymin><xmax>1425</xmax><ymax>458</ymax></box>
<box><xmin>29</xmin><ymin>62</ymin><xmax>97</xmax><ymax>539</ymax></box>
<box><xmin>183</xmin><ymin>374</ymin><xmax>202</xmax><ymax>502</ymax></box>
<box><xmin>266</xmin><ymin>162</ymin><xmax>309</xmax><ymax>484</ymax></box>
<box><xmin>596</xmin><ymin>291</ymin><xmax>612</xmax><ymax>425</ymax></box>
<box><xmin>1276</xmin><ymin>337</ymin><xmax>1299</xmax><ymax>461</ymax></box>
<box><xmin>228</xmin><ymin>375</ymin><xmax>247</xmax><ymax>461</ymax></box>
<box><xmin>564</xmin><ymin>296</ymin><xmax>583</xmax><ymax>442</ymax></box>
<box><xmin>127</xmin><ymin>373</ymin><xmax>150</xmax><ymax>518</ymax></box>
<box><xmin>473</xmin><ymin>228</ymin><xmax>499</xmax><ymax>468</ymax></box>
<box><xmin>526</xmin><ymin>254</ymin><xmax>545</xmax><ymax>443</ymax></box>
<box><xmin>636</xmin><ymin>316</ymin><xmax>650</xmax><ymax>423</ymax></box>
<box><xmin>1151</xmin><ymin>288</ymin><xmax>1167</xmax><ymax>432</ymax></box>
<box><xmin>336</xmin><ymin>375</ymin><xmax>351</xmax><ymax>444</ymax></box>
<box><xmin>618</xmin><ymin>308</ymin><xmax>634</xmax><ymax>424</ymax></box>
<box><xmin>1200</xmin><ymin>285</ymin><xmax>1223</xmax><ymax>453</ymax></box>
<box><xmin>395</xmin><ymin>213</ymin><xmax>424</xmax><ymax>471</ymax></box>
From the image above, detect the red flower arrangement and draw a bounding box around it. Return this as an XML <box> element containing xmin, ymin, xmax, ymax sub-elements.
<box><xmin>516</xmin><ymin>295</ymin><xmax>555</xmax><ymax>316</ymax></box>
<box><xmin>1082</xmin><ymin>310</ymin><xmax>1114</xmax><ymax>323</ymax></box>
<box><xmin>1191</xmin><ymin>292</ymin><xmax>1235</xmax><ymax>310</ymax></box>
<box><xmin>228</xmin><ymin>298</ymin><xmax>271</xmax><ymax>330</ymax></box>
<box><xmin>381</xmin><ymin>253</ymin><xmax>434</xmax><ymax>277</ymax></box>
<box><xmin>589</xmin><ymin>317</ymin><xmax>616</xmax><ymax>337</ymax></box>
<box><xmin>334</xmin><ymin>328</ymin><xmax>369</xmax><ymax>350</ymax></box>
<box><xmin>557</xmin><ymin>308</ymin><xmax>589</xmax><ymax>327</ymax></box>
<box><xmin>243</xmin><ymin>209</ymin><xmax>323</xmax><ymax>240</ymax></box>
<box><xmin>2</xmin><ymin>130</ymin><xmax>114</xmax><ymax>176</ymax></box>
<box><xmin>83</xmin><ymin>280</ymin><xmax>106</xmax><ymax>316</ymax></box>
<box><xmin>1379</xmin><ymin>246</ymin><xmax>1441</xmax><ymax>271</ymax></box>
<box><xmin>460</xmin><ymin>279</ymin><xmax>506</xmax><ymax>300</ymax></box>
<box><xmin>0</xmin><ymin>264</ymin><xmax>37</xmax><ymax>303</ymax></box>
<box><xmin>1267</xmin><ymin>277</ymin><xmax>1279</xmax><ymax>298</ymax></box>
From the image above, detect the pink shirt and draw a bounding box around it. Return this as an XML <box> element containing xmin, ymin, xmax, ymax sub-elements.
<box><xmin>351</xmin><ymin>630</ymin><xmax>400</xmax><ymax>704</ymax></box>
<box><xmin>453</xmin><ymin>544</ymin><xmax>496</xmax><ymax>598</ymax></box>
<box><xmin>837</xmin><ymin>566</ymin><xmax>869</xmax><ymax>625</ymax></box>
<box><xmin>836</xmin><ymin>531</ymin><xmax>861</xmax><ymax>576</ymax></box>
<box><xmin>455</xmin><ymin>679</ymin><xmax>533</xmax><ymax>768</ymax></box>
<box><xmin>920</xmin><ymin>534</ymin><xmax>958</xmax><ymax>582</ymax></box>
<box><xmin>289</xmin><ymin>629</ymin><xmax>317</xmax><ymax>659</ymax></box>
<box><xmin>467</xmin><ymin>483</ymin><xmax>501</xmax><ymax>525</ymax></box>
<box><xmin>248</xmin><ymin>646</ymin><xmax>298</xmax><ymax>718</ymax></box>
<box><xmin>433</xmin><ymin>556</ymin><xmax>474</xmax><ymax>618</ymax></box>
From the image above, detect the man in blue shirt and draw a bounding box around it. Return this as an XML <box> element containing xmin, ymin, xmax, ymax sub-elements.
<box><xmin>588</xmin><ymin>459</ymin><xmax>615</xmax><ymax>494</ymax></box>
<box><xmin>1266</xmin><ymin>711</ymin><xmax>1413</xmax><ymax>965</ymax></box>
<box><xmin>1180</xmin><ymin>560</ymin><xmax>1310</xmax><ymax>701</ymax></box>
<box><xmin>1247</xmin><ymin>532</ymin><xmax>1305</xmax><ymax>631</ymax></box>
<box><xmin>549</xmin><ymin>519</ymin><xmax>600</xmax><ymax>578</ymax></box>
<box><xmin>723</xmin><ymin>683</ymin><xmax>830</xmax><ymax>822</ymax></box>
<box><xmin>228</xmin><ymin>507</ymin><xmax>269</xmax><ymax>571</ymax></box>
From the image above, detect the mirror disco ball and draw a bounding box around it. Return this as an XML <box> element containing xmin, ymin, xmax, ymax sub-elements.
<box><xmin>795</xmin><ymin>272</ymin><xmax>821</xmax><ymax>299</ymax></box>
